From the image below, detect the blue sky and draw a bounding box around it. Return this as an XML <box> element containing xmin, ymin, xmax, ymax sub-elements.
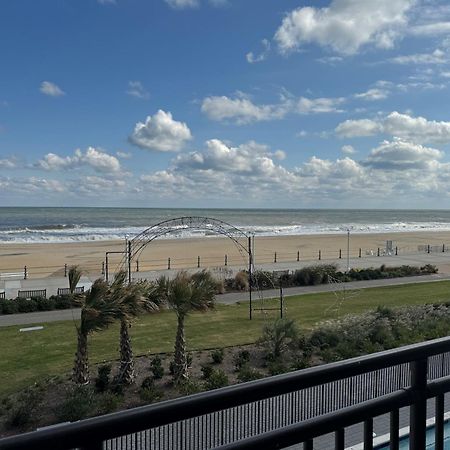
<box><xmin>2</xmin><ymin>0</ymin><xmax>450</xmax><ymax>208</ymax></box>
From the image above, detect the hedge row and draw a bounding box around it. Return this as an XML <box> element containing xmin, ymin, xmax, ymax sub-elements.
<box><xmin>0</xmin><ymin>295</ymin><xmax>75</xmax><ymax>315</ymax></box>
<box><xmin>251</xmin><ymin>263</ymin><xmax>438</xmax><ymax>289</ymax></box>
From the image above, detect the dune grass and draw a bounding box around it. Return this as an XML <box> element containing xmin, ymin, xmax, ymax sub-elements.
<box><xmin>2</xmin><ymin>280</ymin><xmax>450</xmax><ymax>397</ymax></box>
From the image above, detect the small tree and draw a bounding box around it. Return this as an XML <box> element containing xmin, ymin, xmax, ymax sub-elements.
<box><xmin>259</xmin><ymin>318</ymin><xmax>299</xmax><ymax>361</ymax></box>
<box><xmin>167</xmin><ymin>271</ymin><xmax>216</xmax><ymax>384</ymax></box>
<box><xmin>72</xmin><ymin>276</ymin><xmax>122</xmax><ymax>385</ymax></box>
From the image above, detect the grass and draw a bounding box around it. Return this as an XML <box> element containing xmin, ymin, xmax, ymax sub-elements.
<box><xmin>2</xmin><ymin>280</ymin><xmax>450</xmax><ymax>397</ymax></box>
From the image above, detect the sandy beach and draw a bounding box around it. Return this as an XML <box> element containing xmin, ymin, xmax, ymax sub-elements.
<box><xmin>2</xmin><ymin>231</ymin><xmax>450</xmax><ymax>277</ymax></box>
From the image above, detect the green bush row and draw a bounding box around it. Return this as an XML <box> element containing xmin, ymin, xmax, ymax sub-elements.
<box><xmin>0</xmin><ymin>295</ymin><xmax>75</xmax><ymax>315</ymax></box>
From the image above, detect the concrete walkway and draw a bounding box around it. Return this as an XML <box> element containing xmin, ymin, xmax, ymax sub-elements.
<box><xmin>1</xmin><ymin>273</ymin><xmax>449</xmax><ymax>327</ymax></box>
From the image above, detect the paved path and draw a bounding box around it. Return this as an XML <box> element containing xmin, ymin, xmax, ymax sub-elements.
<box><xmin>1</xmin><ymin>273</ymin><xmax>450</xmax><ymax>327</ymax></box>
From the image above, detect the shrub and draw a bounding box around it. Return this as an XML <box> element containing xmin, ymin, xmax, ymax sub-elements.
<box><xmin>95</xmin><ymin>364</ymin><xmax>111</xmax><ymax>393</ymax></box>
<box><xmin>205</xmin><ymin>369</ymin><xmax>229</xmax><ymax>390</ymax></box>
<box><xmin>5</xmin><ymin>387</ymin><xmax>43</xmax><ymax>429</ymax></box>
<box><xmin>237</xmin><ymin>365</ymin><xmax>263</xmax><ymax>382</ymax></box>
<box><xmin>37</xmin><ymin>297</ymin><xmax>56</xmax><ymax>311</ymax></box>
<box><xmin>54</xmin><ymin>295</ymin><xmax>72</xmax><ymax>310</ymax></box>
<box><xmin>259</xmin><ymin>318</ymin><xmax>299</xmax><ymax>360</ymax></box>
<box><xmin>95</xmin><ymin>392</ymin><xmax>122</xmax><ymax>415</ymax></box>
<box><xmin>233</xmin><ymin>271</ymin><xmax>249</xmax><ymax>291</ymax></box>
<box><xmin>253</xmin><ymin>271</ymin><xmax>275</xmax><ymax>290</ymax></box>
<box><xmin>169</xmin><ymin>360</ymin><xmax>175</xmax><ymax>376</ymax></box>
<box><xmin>16</xmin><ymin>297</ymin><xmax>38</xmax><ymax>313</ymax></box>
<box><xmin>234</xmin><ymin>350</ymin><xmax>250</xmax><ymax>371</ymax></box>
<box><xmin>201</xmin><ymin>364</ymin><xmax>214</xmax><ymax>380</ymax></box>
<box><xmin>150</xmin><ymin>356</ymin><xmax>164</xmax><ymax>380</ymax></box>
<box><xmin>56</xmin><ymin>385</ymin><xmax>95</xmax><ymax>422</ymax></box>
<box><xmin>210</xmin><ymin>348</ymin><xmax>224</xmax><ymax>364</ymax></box>
<box><xmin>177</xmin><ymin>379</ymin><xmax>201</xmax><ymax>396</ymax></box>
<box><xmin>267</xmin><ymin>360</ymin><xmax>288</xmax><ymax>376</ymax></box>
<box><xmin>1</xmin><ymin>300</ymin><xmax>19</xmax><ymax>314</ymax></box>
<box><xmin>140</xmin><ymin>377</ymin><xmax>162</xmax><ymax>404</ymax></box>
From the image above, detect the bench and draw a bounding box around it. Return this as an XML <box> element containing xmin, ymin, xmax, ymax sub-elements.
<box><xmin>17</xmin><ymin>289</ymin><xmax>46</xmax><ymax>299</ymax></box>
<box><xmin>57</xmin><ymin>286</ymin><xmax>85</xmax><ymax>296</ymax></box>
<box><xmin>0</xmin><ymin>292</ymin><xmax>5</xmax><ymax>300</ymax></box>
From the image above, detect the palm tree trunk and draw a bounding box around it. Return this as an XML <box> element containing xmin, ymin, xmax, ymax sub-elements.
<box><xmin>73</xmin><ymin>330</ymin><xmax>89</xmax><ymax>385</ymax></box>
<box><xmin>119</xmin><ymin>318</ymin><xmax>135</xmax><ymax>384</ymax></box>
<box><xmin>173</xmin><ymin>313</ymin><xmax>188</xmax><ymax>383</ymax></box>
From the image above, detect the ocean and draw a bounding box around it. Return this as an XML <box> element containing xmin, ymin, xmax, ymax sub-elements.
<box><xmin>0</xmin><ymin>207</ymin><xmax>450</xmax><ymax>244</ymax></box>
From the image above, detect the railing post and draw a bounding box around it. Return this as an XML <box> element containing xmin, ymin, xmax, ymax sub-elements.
<box><xmin>64</xmin><ymin>263</ymin><xmax>67</xmax><ymax>277</ymax></box>
<box><xmin>101</xmin><ymin>261</ymin><xmax>105</xmax><ymax>275</ymax></box>
<box><xmin>224</xmin><ymin>254</ymin><xmax>227</xmax><ymax>266</ymax></box>
<box><xmin>197</xmin><ymin>256</ymin><xmax>200</xmax><ymax>268</ymax></box>
<box><xmin>297</xmin><ymin>250</ymin><xmax>300</xmax><ymax>262</ymax></box>
<box><xmin>339</xmin><ymin>249</ymin><xmax>341</xmax><ymax>259</ymax></box>
<box><xmin>377</xmin><ymin>247</ymin><xmax>380</xmax><ymax>257</ymax></box>
<box><xmin>24</xmin><ymin>265</ymin><xmax>27</xmax><ymax>280</ymax></box>
<box><xmin>318</xmin><ymin>250</ymin><xmax>321</xmax><ymax>260</ymax></box>
<box><xmin>168</xmin><ymin>257</ymin><xmax>171</xmax><ymax>270</ymax></box>
<box><xmin>395</xmin><ymin>246</ymin><xmax>398</xmax><ymax>256</ymax></box>
<box><xmin>443</xmin><ymin>244</ymin><xmax>445</xmax><ymax>253</ymax></box>
<box><xmin>274</xmin><ymin>252</ymin><xmax>277</xmax><ymax>263</ymax></box>
<box><xmin>410</xmin><ymin>358</ymin><xmax>428</xmax><ymax>450</ymax></box>
<box><xmin>359</xmin><ymin>248</ymin><xmax>362</xmax><ymax>258</ymax></box>
<box><xmin>427</xmin><ymin>244</ymin><xmax>430</xmax><ymax>254</ymax></box>
<box><xmin>136</xmin><ymin>260</ymin><xmax>139</xmax><ymax>272</ymax></box>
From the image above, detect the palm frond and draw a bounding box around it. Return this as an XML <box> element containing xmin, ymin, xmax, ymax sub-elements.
<box><xmin>68</xmin><ymin>266</ymin><xmax>82</xmax><ymax>294</ymax></box>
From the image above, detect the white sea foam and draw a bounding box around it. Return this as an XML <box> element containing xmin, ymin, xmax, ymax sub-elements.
<box><xmin>2</xmin><ymin>221</ymin><xmax>450</xmax><ymax>244</ymax></box>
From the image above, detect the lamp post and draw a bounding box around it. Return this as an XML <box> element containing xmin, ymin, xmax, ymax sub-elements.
<box><xmin>347</xmin><ymin>228</ymin><xmax>351</xmax><ymax>273</ymax></box>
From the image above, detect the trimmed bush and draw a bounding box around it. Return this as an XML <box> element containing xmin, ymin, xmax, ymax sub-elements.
<box><xmin>150</xmin><ymin>356</ymin><xmax>164</xmax><ymax>380</ymax></box>
<box><xmin>54</xmin><ymin>295</ymin><xmax>73</xmax><ymax>310</ymax></box>
<box><xmin>140</xmin><ymin>377</ymin><xmax>162</xmax><ymax>403</ymax></box>
<box><xmin>5</xmin><ymin>387</ymin><xmax>43</xmax><ymax>429</ymax></box>
<box><xmin>234</xmin><ymin>350</ymin><xmax>250</xmax><ymax>371</ymax></box>
<box><xmin>233</xmin><ymin>271</ymin><xmax>249</xmax><ymax>291</ymax></box>
<box><xmin>37</xmin><ymin>297</ymin><xmax>56</xmax><ymax>311</ymax></box>
<box><xmin>210</xmin><ymin>348</ymin><xmax>224</xmax><ymax>364</ymax></box>
<box><xmin>204</xmin><ymin>369</ymin><xmax>228</xmax><ymax>390</ymax></box>
<box><xmin>16</xmin><ymin>297</ymin><xmax>38</xmax><ymax>313</ymax></box>
<box><xmin>237</xmin><ymin>365</ymin><xmax>263</xmax><ymax>382</ymax></box>
<box><xmin>1</xmin><ymin>300</ymin><xmax>19</xmax><ymax>315</ymax></box>
<box><xmin>56</xmin><ymin>385</ymin><xmax>95</xmax><ymax>422</ymax></box>
<box><xmin>95</xmin><ymin>364</ymin><xmax>111</xmax><ymax>393</ymax></box>
<box><xmin>95</xmin><ymin>392</ymin><xmax>122</xmax><ymax>415</ymax></box>
<box><xmin>201</xmin><ymin>364</ymin><xmax>214</xmax><ymax>380</ymax></box>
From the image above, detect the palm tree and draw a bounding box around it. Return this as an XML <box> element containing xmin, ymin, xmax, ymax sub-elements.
<box><xmin>72</xmin><ymin>275</ymin><xmax>122</xmax><ymax>385</ymax></box>
<box><xmin>167</xmin><ymin>271</ymin><xmax>216</xmax><ymax>384</ymax></box>
<box><xmin>111</xmin><ymin>272</ymin><xmax>158</xmax><ymax>385</ymax></box>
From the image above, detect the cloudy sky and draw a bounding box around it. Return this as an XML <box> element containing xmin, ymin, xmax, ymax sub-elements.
<box><xmin>2</xmin><ymin>0</ymin><xmax>450</xmax><ymax>208</ymax></box>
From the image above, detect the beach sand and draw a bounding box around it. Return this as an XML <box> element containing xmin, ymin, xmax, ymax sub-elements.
<box><xmin>2</xmin><ymin>231</ymin><xmax>450</xmax><ymax>277</ymax></box>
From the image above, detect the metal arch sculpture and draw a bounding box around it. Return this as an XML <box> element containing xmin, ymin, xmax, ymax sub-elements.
<box><xmin>128</xmin><ymin>216</ymin><xmax>251</xmax><ymax>263</ymax></box>
<box><xmin>112</xmin><ymin>216</ymin><xmax>257</xmax><ymax>319</ymax></box>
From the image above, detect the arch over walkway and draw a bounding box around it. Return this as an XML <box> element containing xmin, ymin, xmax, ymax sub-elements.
<box><xmin>111</xmin><ymin>216</ymin><xmax>257</xmax><ymax>319</ymax></box>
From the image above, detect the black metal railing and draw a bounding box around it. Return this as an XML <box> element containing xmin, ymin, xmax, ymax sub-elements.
<box><xmin>2</xmin><ymin>337</ymin><xmax>450</xmax><ymax>450</ymax></box>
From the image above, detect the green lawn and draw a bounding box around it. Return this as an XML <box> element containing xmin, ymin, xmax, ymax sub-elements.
<box><xmin>2</xmin><ymin>280</ymin><xmax>450</xmax><ymax>397</ymax></box>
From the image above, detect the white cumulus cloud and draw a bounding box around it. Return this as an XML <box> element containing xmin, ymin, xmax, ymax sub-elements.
<box><xmin>336</xmin><ymin>112</ymin><xmax>450</xmax><ymax>144</ymax></box>
<box><xmin>274</xmin><ymin>0</ymin><xmax>414</xmax><ymax>55</ymax></box>
<box><xmin>129</xmin><ymin>110</ymin><xmax>192</xmax><ymax>152</ymax></box>
<box><xmin>126</xmin><ymin>81</ymin><xmax>150</xmax><ymax>99</ymax></box>
<box><xmin>40</xmin><ymin>81</ymin><xmax>65</xmax><ymax>97</ymax></box>
<box><xmin>37</xmin><ymin>147</ymin><xmax>121</xmax><ymax>173</ymax></box>
<box><xmin>297</xmin><ymin>96</ymin><xmax>345</xmax><ymax>114</ymax></box>
<box><xmin>201</xmin><ymin>95</ymin><xmax>289</xmax><ymax>124</ymax></box>
<box><xmin>165</xmin><ymin>0</ymin><xmax>199</xmax><ymax>9</ymax></box>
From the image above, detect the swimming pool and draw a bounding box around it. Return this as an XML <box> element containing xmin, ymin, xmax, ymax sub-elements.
<box><xmin>376</xmin><ymin>421</ymin><xmax>450</xmax><ymax>449</ymax></box>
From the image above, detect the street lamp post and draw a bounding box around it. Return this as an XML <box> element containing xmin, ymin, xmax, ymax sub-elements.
<box><xmin>347</xmin><ymin>228</ymin><xmax>351</xmax><ymax>273</ymax></box>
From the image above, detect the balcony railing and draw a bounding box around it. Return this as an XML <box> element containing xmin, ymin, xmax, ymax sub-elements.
<box><xmin>2</xmin><ymin>336</ymin><xmax>450</xmax><ymax>450</ymax></box>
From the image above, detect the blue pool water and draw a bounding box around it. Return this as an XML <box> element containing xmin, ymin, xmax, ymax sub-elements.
<box><xmin>376</xmin><ymin>421</ymin><xmax>450</xmax><ymax>449</ymax></box>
